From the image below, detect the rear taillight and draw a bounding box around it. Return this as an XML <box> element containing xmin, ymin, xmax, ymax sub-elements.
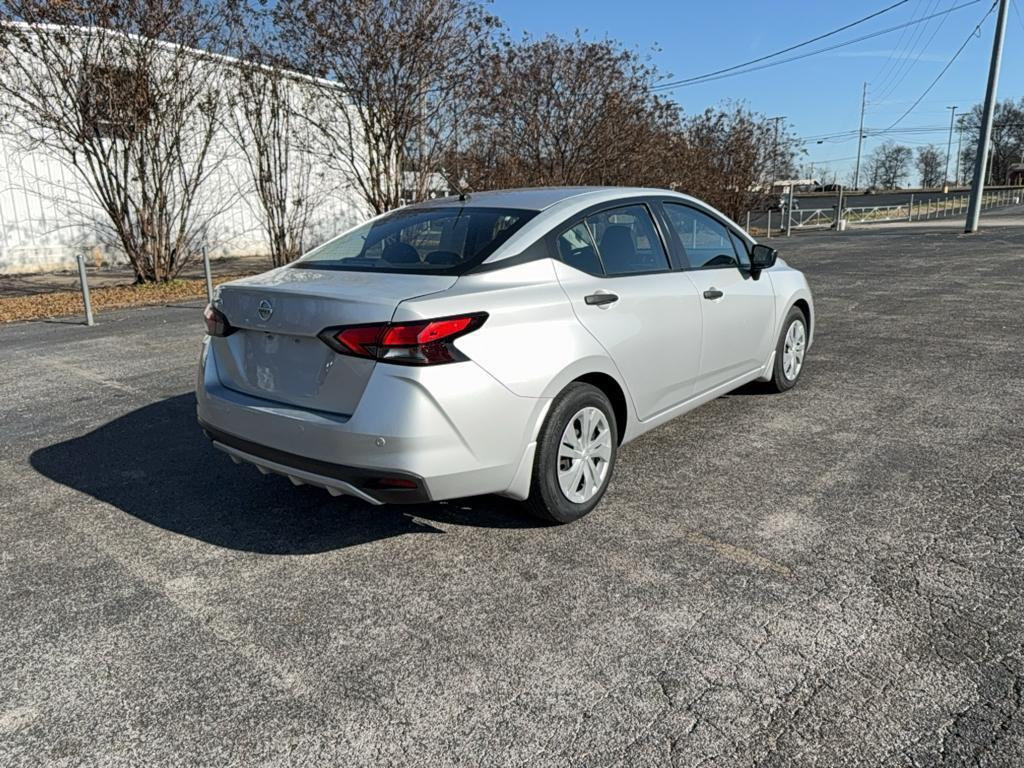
<box><xmin>203</xmin><ymin>304</ymin><xmax>235</xmax><ymax>337</ymax></box>
<box><xmin>318</xmin><ymin>313</ymin><xmax>486</xmax><ymax>365</ymax></box>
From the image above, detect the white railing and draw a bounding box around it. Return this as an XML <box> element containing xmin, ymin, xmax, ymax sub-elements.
<box><xmin>843</xmin><ymin>204</ymin><xmax>911</xmax><ymax>224</ymax></box>
<box><xmin>745</xmin><ymin>187</ymin><xmax>1024</xmax><ymax>236</ymax></box>
<box><xmin>789</xmin><ymin>208</ymin><xmax>836</xmax><ymax>229</ymax></box>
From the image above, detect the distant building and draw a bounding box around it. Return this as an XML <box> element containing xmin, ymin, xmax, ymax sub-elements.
<box><xmin>401</xmin><ymin>171</ymin><xmax>453</xmax><ymax>205</ymax></box>
<box><xmin>771</xmin><ymin>179</ymin><xmax>820</xmax><ymax>194</ymax></box>
<box><xmin>1008</xmin><ymin>163</ymin><xmax>1024</xmax><ymax>186</ymax></box>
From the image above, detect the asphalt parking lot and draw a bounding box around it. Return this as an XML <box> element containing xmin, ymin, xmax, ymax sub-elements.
<box><xmin>2</xmin><ymin>214</ymin><xmax>1023</xmax><ymax>766</ymax></box>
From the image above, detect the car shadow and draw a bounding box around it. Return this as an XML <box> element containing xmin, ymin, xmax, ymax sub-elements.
<box><xmin>29</xmin><ymin>393</ymin><xmax>543</xmax><ymax>555</ymax></box>
<box><xmin>720</xmin><ymin>381</ymin><xmax>775</xmax><ymax>398</ymax></box>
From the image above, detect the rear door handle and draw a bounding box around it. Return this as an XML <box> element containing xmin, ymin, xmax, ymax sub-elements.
<box><xmin>585</xmin><ymin>292</ymin><xmax>619</xmax><ymax>306</ymax></box>
<box><xmin>703</xmin><ymin>289</ymin><xmax>724</xmax><ymax>300</ymax></box>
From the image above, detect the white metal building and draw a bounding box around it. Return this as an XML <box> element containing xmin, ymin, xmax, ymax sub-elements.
<box><xmin>0</xmin><ymin>25</ymin><xmax>368</xmax><ymax>274</ymax></box>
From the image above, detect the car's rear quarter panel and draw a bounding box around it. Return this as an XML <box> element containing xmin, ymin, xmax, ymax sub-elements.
<box><xmin>392</xmin><ymin>259</ymin><xmax>629</xmax><ymax>404</ymax></box>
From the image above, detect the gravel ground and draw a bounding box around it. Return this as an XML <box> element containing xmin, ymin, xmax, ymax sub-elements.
<box><xmin>1</xmin><ymin>217</ymin><xmax>1022</xmax><ymax>766</ymax></box>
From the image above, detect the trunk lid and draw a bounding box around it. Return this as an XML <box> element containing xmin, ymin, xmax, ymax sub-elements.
<box><xmin>211</xmin><ymin>267</ymin><xmax>458</xmax><ymax>415</ymax></box>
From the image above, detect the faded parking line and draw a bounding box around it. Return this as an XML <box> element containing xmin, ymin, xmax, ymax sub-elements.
<box><xmin>679</xmin><ymin>527</ymin><xmax>792</xmax><ymax>577</ymax></box>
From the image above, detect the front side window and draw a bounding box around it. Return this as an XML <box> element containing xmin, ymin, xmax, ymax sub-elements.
<box><xmin>729</xmin><ymin>230</ymin><xmax>751</xmax><ymax>269</ymax></box>
<box><xmin>584</xmin><ymin>205</ymin><xmax>670</xmax><ymax>275</ymax></box>
<box><xmin>663</xmin><ymin>203</ymin><xmax>739</xmax><ymax>269</ymax></box>
<box><xmin>296</xmin><ymin>206</ymin><xmax>536</xmax><ymax>274</ymax></box>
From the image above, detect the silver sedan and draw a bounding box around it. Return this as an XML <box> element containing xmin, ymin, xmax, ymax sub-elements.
<box><xmin>197</xmin><ymin>187</ymin><xmax>814</xmax><ymax>523</ymax></box>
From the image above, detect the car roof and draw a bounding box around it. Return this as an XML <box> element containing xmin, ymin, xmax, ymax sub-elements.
<box><xmin>412</xmin><ymin>186</ymin><xmax>667</xmax><ymax>212</ymax></box>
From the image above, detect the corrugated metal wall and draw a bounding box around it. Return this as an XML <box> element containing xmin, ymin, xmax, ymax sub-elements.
<box><xmin>0</xmin><ymin>102</ymin><xmax>366</xmax><ymax>275</ymax></box>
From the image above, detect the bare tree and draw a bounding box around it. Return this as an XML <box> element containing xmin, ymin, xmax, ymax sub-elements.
<box><xmin>449</xmin><ymin>34</ymin><xmax>796</xmax><ymax>220</ymax></box>
<box><xmin>274</xmin><ymin>0</ymin><xmax>498</xmax><ymax>214</ymax></box>
<box><xmin>449</xmin><ymin>33</ymin><xmax>679</xmax><ymax>191</ymax></box>
<box><xmin>0</xmin><ymin>2</ymin><xmax>234</xmax><ymax>282</ymax></box>
<box><xmin>958</xmin><ymin>99</ymin><xmax>1024</xmax><ymax>185</ymax></box>
<box><xmin>223</xmin><ymin>43</ymin><xmax>328</xmax><ymax>267</ymax></box>
<box><xmin>867</xmin><ymin>142</ymin><xmax>913</xmax><ymax>189</ymax></box>
<box><xmin>915</xmin><ymin>144</ymin><xmax>944</xmax><ymax>188</ymax></box>
<box><xmin>672</xmin><ymin>104</ymin><xmax>802</xmax><ymax>219</ymax></box>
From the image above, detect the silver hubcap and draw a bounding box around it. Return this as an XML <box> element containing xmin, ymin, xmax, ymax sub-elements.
<box><xmin>782</xmin><ymin>319</ymin><xmax>806</xmax><ymax>381</ymax></box>
<box><xmin>557</xmin><ymin>407</ymin><xmax>612</xmax><ymax>504</ymax></box>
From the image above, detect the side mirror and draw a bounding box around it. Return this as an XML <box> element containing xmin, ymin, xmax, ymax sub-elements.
<box><xmin>750</xmin><ymin>244</ymin><xmax>778</xmax><ymax>271</ymax></box>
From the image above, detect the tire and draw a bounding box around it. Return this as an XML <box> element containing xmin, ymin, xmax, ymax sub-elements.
<box><xmin>767</xmin><ymin>306</ymin><xmax>809</xmax><ymax>392</ymax></box>
<box><xmin>523</xmin><ymin>382</ymin><xmax>618</xmax><ymax>524</ymax></box>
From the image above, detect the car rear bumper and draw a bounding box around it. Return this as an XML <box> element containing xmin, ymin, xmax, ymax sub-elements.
<box><xmin>195</xmin><ymin>339</ymin><xmax>549</xmax><ymax>504</ymax></box>
<box><xmin>200</xmin><ymin>420</ymin><xmax>430</xmax><ymax>504</ymax></box>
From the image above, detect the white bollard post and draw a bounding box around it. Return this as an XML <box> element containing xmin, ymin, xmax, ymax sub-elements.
<box><xmin>76</xmin><ymin>253</ymin><xmax>95</xmax><ymax>327</ymax></box>
<box><xmin>203</xmin><ymin>246</ymin><xmax>214</xmax><ymax>305</ymax></box>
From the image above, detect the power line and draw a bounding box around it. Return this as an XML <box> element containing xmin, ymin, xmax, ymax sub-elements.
<box><xmin>875</xmin><ymin>0</ymin><xmax>946</xmax><ymax>101</ymax></box>
<box><xmin>877</xmin><ymin>0</ymin><xmax>953</xmax><ymax>102</ymax></box>
<box><xmin>881</xmin><ymin>1</ymin><xmax>997</xmax><ymax>131</ymax></box>
<box><xmin>1013</xmin><ymin>0</ymin><xmax>1024</xmax><ymax>33</ymax></box>
<box><xmin>799</xmin><ymin>120</ymin><xmax>1023</xmax><ymax>145</ymax></box>
<box><xmin>650</xmin><ymin>0</ymin><xmax>912</xmax><ymax>91</ymax></box>
<box><xmin>653</xmin><ymin>0</ymin><xmax>981</xmax><ymax>90</ymax></box>
<box><xmin>806</xmin><ymin>154</ymin><xmax>862</xmax><ymax>163</ymax></box>
<box><xmin>800</xmin><ymin>124</ymin><xmax>948</xmax><ymax>141</ymax></box>
<box><xmin>872</xmin><ymin>0</ymin><xmax>927</xmax><ymax>91</ymax></box>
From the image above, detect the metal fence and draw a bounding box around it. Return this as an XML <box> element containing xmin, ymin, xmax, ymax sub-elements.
<box><xmin>745</xmin><ymin>187</ymin><xmax>1024</xmax><ymax>237</ymax></box>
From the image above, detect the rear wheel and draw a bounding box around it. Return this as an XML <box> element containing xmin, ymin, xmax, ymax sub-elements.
<box><xmin>767</xmin><ymin>306</ymin><xmax>808</xmax><ymax>392</ymax></box>
<box><xmin>524</xmin><ymin>382</ymin><xmax>617</xmax><ymax>524</ymax></box>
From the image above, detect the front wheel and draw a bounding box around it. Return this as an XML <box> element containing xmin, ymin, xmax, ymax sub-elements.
<box><xmin>523</xmin><ymin>382</ymin><xmax>618</xmax><ymax>524</ymax></box>
<box><xmin>767</xmin><ymin>306</ymin><xmax>808</xmax><ymax>392</ymax></box>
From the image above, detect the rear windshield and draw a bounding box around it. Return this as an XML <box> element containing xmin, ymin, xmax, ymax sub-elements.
<box><xmin>294</xmin><ymin>206</ymin><xmax>537</xmax><ymax>274</ymax></box>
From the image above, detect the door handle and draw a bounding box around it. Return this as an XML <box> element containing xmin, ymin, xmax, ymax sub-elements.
<box><xmin>703</xmin><ymin>289</ymin><xmax>724</xmax><ymax>300</ymax></box>
<box><xmin>585</xmin><ymin>292</ymin><xmax>619</xmax><ymax>306</ymax></box>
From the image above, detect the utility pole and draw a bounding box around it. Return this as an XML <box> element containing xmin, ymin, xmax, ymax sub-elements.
<box><xmin>966</xmin><ymin>0</ymin><xmax>1009</xmax><ymax>233</ymax></box>
<box><xmin>768</xmin><ymin>115</ymin><xmax>786</xmax><ymax>231</ymax></box>
<box><xmin>769</xmin><ymin>115</ymin><xmax>786</xmax><ymax>189</ymax></box>
<box><xmin>853</xmin><ymin>82</ymin><xmax>868</xmax><ymax>190</ymax></box>
<box><xmin>944</xmin><ymin>105</ymin><xmax>957</xmax><ymax>185</ymax></box>
<box><xmin>955</xmin><ymin>116</ymin><xmax>966</xmax><ymax>185</ymax></box>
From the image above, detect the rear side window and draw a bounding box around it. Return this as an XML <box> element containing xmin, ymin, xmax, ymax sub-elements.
<box><xmin>663</xmin><ymin>203</ymin><xmax>738</xmax><ymax>269</ymax></box>
<box><xmin>556</xmin><ymin>204</ymin><xmax>670</xmax><ymax>276</ymax></box>
<box><xmin>557</xmin><ymin>222</ymin><xmax>602</xmax><ymax>275</ymax></box>
<box><xmin>295</xmin><ymin>206</ymin><xmax>536</xmax><ymax>274</ymax></box>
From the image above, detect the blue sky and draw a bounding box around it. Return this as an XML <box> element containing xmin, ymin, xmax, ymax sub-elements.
<box><xmin>489</xmin><ymin>0</ymin><xmax>1024</xmax><ymax>183</ymax></box>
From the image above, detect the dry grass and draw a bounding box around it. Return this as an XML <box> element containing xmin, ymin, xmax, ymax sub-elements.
<box><xmin>0</xmin><ymin>274</ymin><xmax>252</xmax><ymax>324</ymax></box>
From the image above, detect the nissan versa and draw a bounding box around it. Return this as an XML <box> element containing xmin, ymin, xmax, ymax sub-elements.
<box><xmin>197</xmin><ymin>187</ymin><xmax>813</xmax><ymax>523</ymax></box>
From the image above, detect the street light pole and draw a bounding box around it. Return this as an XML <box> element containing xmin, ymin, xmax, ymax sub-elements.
<box><xmin>853</xmin><ymin>82</ymin><xmax>868</xmax><ymax>190</ymax></box>
<box><xmin>966</xmin><ymin>0</ymin><xmax>1009</xmax><ymax>233</ymax></box>
<box><xmin>944</xmin><ymin>105</ymin><xmax>957</xmax><ymax>185</ymax></box>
